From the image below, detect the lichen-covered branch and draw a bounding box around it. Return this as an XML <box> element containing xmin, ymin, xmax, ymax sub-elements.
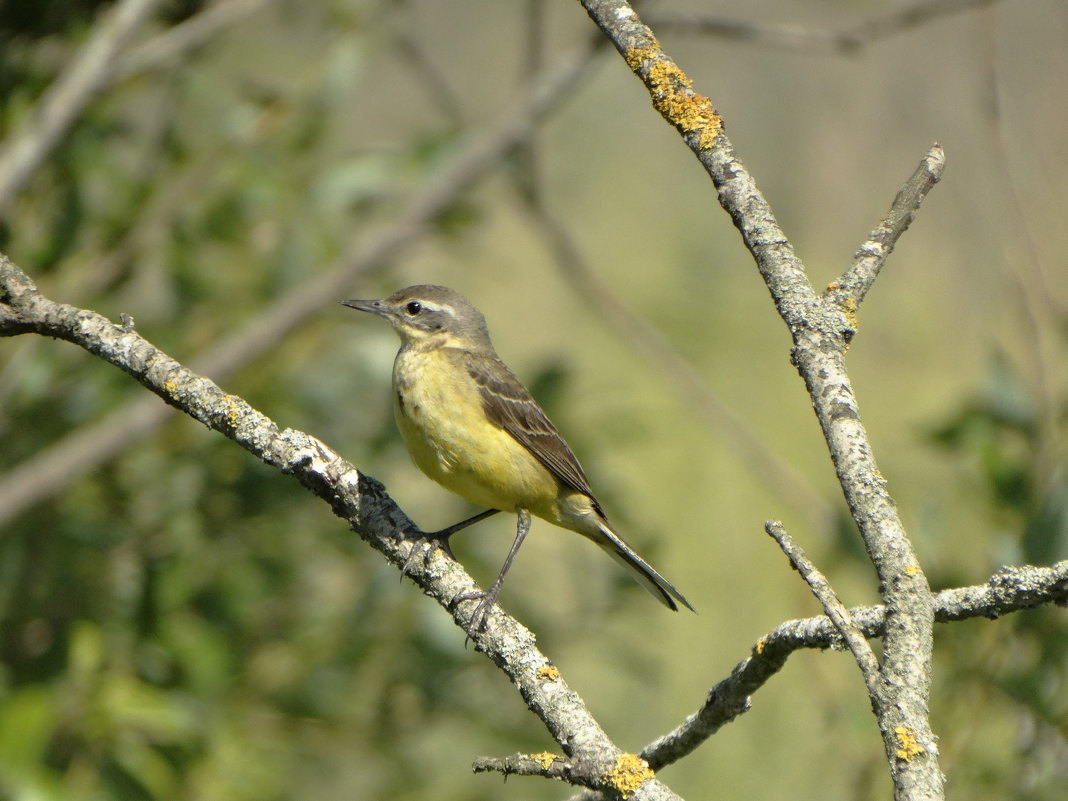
<box><xmin>636</xmin><ymin>560</ymin><xmax>1067</xmax><ymax>773</ymax></box>
<box><xmin>474</xmin><ymin>751</ymin><xmax>664</xmax><ymax>800</ymax></box>
<box><xmin>765</xmin><ymin>521</ymin><xmax>882</xmax><ymax>694</ymax></box>
<box><xmin>0</xmin><ymin>254</ymin><xmax>679</xmax><ymax>801</ymax></box>
<box><xmin>578</xmin><ymin>2</ymin><xmax>945</xmax><ymax>797</ymax></box>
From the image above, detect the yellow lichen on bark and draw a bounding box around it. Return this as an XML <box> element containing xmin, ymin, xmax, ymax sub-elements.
<box><xmin>225</xmin><ymin>397</ymin><xmax>243</xmax><ymax>425</ymax></box>
<box><xmin>604</xmin><ymin>753</ymin><xmax>654</xmax><ymax>798</ymax></box>
<box><xmin>895</xmin><ymin>726</ymin><xmax>924</xmax><ymax>761</ymax></box>
<box><xmin>536</xmin><ymin>664</ymin><xmax>561</xmax><ymax>681</ymax></box>
<box><xmin>623</xmin><ymin>45</ymin><xmax>722</xmax><ymax>150</ymax></box>
<box><xmin>838</xmin><ymin>295</ymin><xmax>859</xmax><ymax>331</ymax></box>
<box><xmin>530</xmin><ymin>751</ymin><xmax>557</xmax><ymax>770</ymax></box>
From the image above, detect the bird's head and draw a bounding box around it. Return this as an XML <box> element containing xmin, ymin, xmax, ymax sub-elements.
<box><xmin>342</xmin><ymin>285</ymin><xmax>493</xmax><ymax>352</ymax></box>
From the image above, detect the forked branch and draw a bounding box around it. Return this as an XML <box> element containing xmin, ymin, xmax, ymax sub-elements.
<box><xmin>579</xmin><ymin>1</ymin><xmax>947</xmax><ymax>797</ymax></box>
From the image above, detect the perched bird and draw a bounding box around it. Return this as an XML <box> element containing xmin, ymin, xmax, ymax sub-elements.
<box><xmin>343</xmin><ymin>285</ymin><xmax>694</xmax><ymax>628</ymax></box>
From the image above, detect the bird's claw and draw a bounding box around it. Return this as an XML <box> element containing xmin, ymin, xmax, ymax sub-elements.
<box><xmin>399</xmin><ymin>531</ymin><xmax>455</xmax><ymax>579</ymax></box>
<box><xmin>453</xmin><ymin>587</ymin><xmax>501</xmax><ymax>634</ymax></box>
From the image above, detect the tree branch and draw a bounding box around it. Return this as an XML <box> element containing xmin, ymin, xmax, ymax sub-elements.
<box><xmin>562</xmin><ymin>559</ymin><xmax>1067</xmax><ymax>800</ymax></box>
<box><xmin>3</xmin><ymin>3</ymin><xmax>1056</xmax><ymax>798</ymax></box>
<box><xmin>474</xmin><ymin>751</ymin><xmax>666</xmax><ymax>800</ymax></box>
<box><xmin>114</xmin><ymin>0</ymin><xmax>273</xmax><ymax>80</ymax></box>
<box><xmin>0</xmin><ymin>254</ymin><xmax>680</xmax><ymax>800</ymax></box>
<box><xmin>636</xmin><ymin>559</ymin><xmax>1068</xmax><ymax>774</ymax></box>
<box><xmin>833</xmin><ymin>144</ymin><xmax>946</xmax><ymax>309</ymax></box>
<box><xmin>578</xmin><ymin>2</ymin><xmax>945</xmax><ymax>797</ymax></box>
<box><xmin>559</xmin><ymin>557</ymin><xmax>1064</xmax><ymax>801</ymax></box>
<box><xmin>764</xmin><ymin>520</ymin><xmax>882</xmax><ymax>695</ymax></box>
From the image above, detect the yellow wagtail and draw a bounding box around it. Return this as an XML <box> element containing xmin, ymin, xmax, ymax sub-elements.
<box><xmin>343</xmin><ymin>285</ymin><xmax>694</xmax><ymax>627</ymax></box>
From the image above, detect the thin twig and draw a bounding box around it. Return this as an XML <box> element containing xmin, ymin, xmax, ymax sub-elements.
<box><xmin>643</xmin><ymin>13</ymin><xmax>855</xmax><ymax>53</ymax></box>
<box><xmin>765</xmin><ymin>520</ymin><xmax>882</xmax><ymax>696</ymax></box>
<box><xmin>559</xmin><ymin>559</ymin><xmax>1068</xmax><ymax>800</ymax></box>
<box><xmin>845</xmin><ymin>0</ymin><xmax>1001</xmax><ymax>48</ymax></box>
<box><xmin>834</xmin><ymin>144</ymin><xmax>946</xmax><ymax>308</ymax></box>
<box><xmin>633</xmin><ymin>559</ymin><xmax>1068</xmax><ymax>774</ymax></box>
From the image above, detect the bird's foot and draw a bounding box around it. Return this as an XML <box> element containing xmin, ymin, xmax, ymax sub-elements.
<box><xmin>398</xmin><ymin>509</ymin><xmax>500</xmax><ymax>578</ymax></box>
<box><xmin>453</xmin><ymin>585</ymin><xmax>502</xmax><ymax>634</ymax></box>
<box><xmin>398</xmin><ymin>529</ymin><xmax>456</xmax><ymax>578</ymax></box>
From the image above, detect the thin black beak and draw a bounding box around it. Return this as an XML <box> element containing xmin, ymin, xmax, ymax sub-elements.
<box><xmin>341</xmin><ymin>299</ymin><xmax>384</xmax><ymax>315</ymax></box>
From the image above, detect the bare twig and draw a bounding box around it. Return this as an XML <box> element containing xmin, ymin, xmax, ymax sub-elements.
<box><xmin>389</xmin><ymin>27</ymin><xmax>467</xmax><ymax>128</ymax></box>
<box><xmin>560</xmin><ymin>560</ymin><xmax>1068</xmax><ymax>800</ymax></box>
<box><xmin>642</xmin><ymin>12</ymin><xmax>854</xmax><ymax>53</ymax></box>
<box><xmin>474</xmin><ymin>751</ymin><xmax>664</xmax><ymax>799</ymax></box>
<box><xmin>0</xmin><ymin>0</ymin><xmax>279</xmax><ymax>218</ymax></box>
<box><xmin>834</xmin><ymin>144</ymin><xmax>946</xmax><ymax>307</ymax></box>
<box><xmin>0</xmin><ymin>0</ymin><xmax>164</xmax><ymax>212</ymax></box>
<box><xmin>844</xmin><ymin>0</ymin><xmax>1001</xmax><ymax>49</ymax></box>
<box><xmin>765</xmin><ymin>520</ymin><xmax>882</xmax><ymax>693</ymax></box>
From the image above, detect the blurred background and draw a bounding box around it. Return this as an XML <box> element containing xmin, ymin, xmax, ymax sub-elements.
<box><xmin>0</xmin><ymin>0</ymin><xmax>1065</xmax><ymax>799</ymax></box>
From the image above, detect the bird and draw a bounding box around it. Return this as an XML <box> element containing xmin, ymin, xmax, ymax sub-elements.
<box><xmin>342</xmin><ymin>285</ymin><xmax>694</xmax><ymax>628</ymax></box>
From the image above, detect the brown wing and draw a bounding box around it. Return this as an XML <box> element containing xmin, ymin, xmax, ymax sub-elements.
<box><xmin>459</xmin><ymin>350</ymin><xmax>597</xmax><ymax>500</ymax></box>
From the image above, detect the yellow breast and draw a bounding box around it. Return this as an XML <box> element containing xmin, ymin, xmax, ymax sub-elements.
<box><xmin>392</xmin><ymin>347</ymin><xmax>559</xmax><ymax>514</ymax></box>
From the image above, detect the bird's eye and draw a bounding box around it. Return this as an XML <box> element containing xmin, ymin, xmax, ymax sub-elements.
<box><xmin>404</xmin><ymin>301</ymin><xmax>422</xmax><ymax>315</ymax></box>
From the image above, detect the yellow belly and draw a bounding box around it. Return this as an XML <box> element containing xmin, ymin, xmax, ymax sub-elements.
<box><xmin>392</xmin><ymin>348</ymin><xmax>560</xmax><ymax>515</ymax></box>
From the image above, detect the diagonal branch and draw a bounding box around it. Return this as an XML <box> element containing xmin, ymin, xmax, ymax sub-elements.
<box><xmin>833</xmin><ymin>144</ymin><xmax>946</xmax><ymax>308</ymax></box>
<box><xmin>0</xmin><ymin>255</ymin><xmax>681</xmax><ymax>801</ymax></box>
<box><xmin>765</xmin><ymin>520</ymin><xmax>882</xmax><ymax>693</ymax></box>
<box><xmin>114</xmin><ymin>0</ymin><xmax>273</xmax><ymax>80</ymax></box>
<box><xmin>561</xmin><ymin>560</ymin><xmax>1067</xmax><ymax>800</ymax></box>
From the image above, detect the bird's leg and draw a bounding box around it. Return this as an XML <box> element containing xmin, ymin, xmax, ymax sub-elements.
<box><xmin>458</xmin><ymin>508</ymin><xmax>531</xmax><ymax>632</ymax></box>
<box><xmin>401</xmin><ymin>508</ymin><xmax>500</xmax><ymax>575</ymax></box>
<box><xmin>426</xmin><ymin>508</ymin><xmax>501</xmax><ymax>555</ymax></box>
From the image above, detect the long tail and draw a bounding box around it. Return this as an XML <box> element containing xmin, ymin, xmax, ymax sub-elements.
<box><xmin>595</xmin><ymin>522</ymin><xmax>696</xmax><ymax>613</ymax></box>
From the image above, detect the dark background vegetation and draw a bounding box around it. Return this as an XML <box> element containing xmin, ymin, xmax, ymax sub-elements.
<box><xmin>0</xmin><ymin>1</ymin><xmax>1065</xmax><ymax>799</ymax></box>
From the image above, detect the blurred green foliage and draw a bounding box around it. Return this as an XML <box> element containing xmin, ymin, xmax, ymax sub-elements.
<box><xmin>929</xmin><ymin>348</ymin><xmax>1068</xmax><ymax>800</ymax></box>
<box><xmin>0</xmin><ymin>1</ymin><xmax>1066</xmax><ymax>800</ymax></box>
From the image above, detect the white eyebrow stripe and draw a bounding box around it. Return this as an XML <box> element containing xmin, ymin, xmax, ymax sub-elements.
<box><xmin>419</xmin><ymin>302</ymin><xmax>452</xmax><ymax>314</ymax></box>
